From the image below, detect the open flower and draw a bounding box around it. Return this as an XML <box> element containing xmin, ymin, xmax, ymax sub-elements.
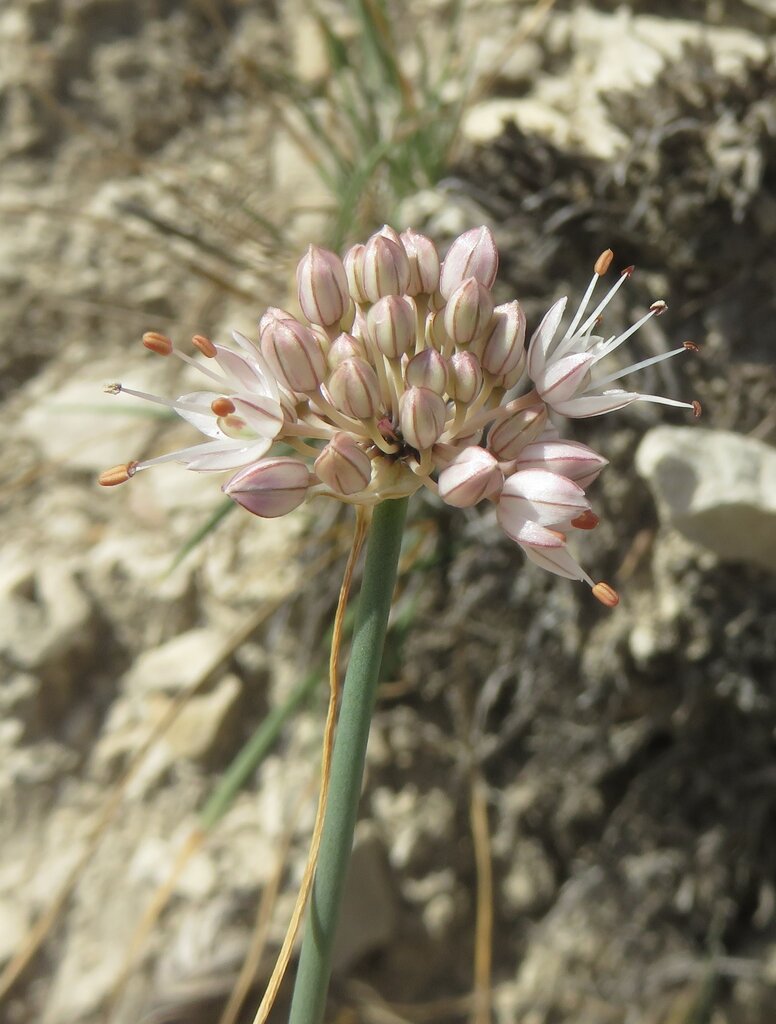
<box><xmin>101</xmin><ymin>232</ymin><xmax>699</xmax><ymax>605</ymax></box>
<box><xmin>527</xmin><ymin>251</ymin><xmax>701</xmax><ymax>419</ymax></box>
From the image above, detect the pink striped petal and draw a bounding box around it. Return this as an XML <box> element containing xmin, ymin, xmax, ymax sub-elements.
<box><xmin>527</xmin><ymin>297</ymin><xmax>566</xmax><ymax>380</ymax></box>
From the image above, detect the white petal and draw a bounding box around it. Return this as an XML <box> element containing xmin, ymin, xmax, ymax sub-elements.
<box><xmin>499</xmin><ymin>468</ymin><xmax>589</xmax><ymax>526</ymax></box>
<box><xmin>184</xmin><ymin>438</ymin><xmax>272</xmax><ymax>471</ymax></box>
<box><xmin>174</xmin><ymin>391</ymin><xmax>228</xmax><ymax>438</ymax></box>
<box><xmin>232</xmin><ymin>331</ymin><xmax>281</xmax><ymax>402</ymax></box>
<box><xmin>215</xmin><ymin>344</ymin><xmax>273</xmax><ymax>397</ymax></box>
<box><xmin>537</xmin><ymin>352</ymin><xmax>593</xmax><ymax>404</ymax></box>
<box><xmin>527</xmin><ymin>297</ymin><xmax>567</xmax><ymax>381</ymax></box>
<box><xmin>551</xmin><ymin>389</ymin><xmax>639</xmax><ymax>418</ymax></box>
<box><xmin>522</xmin><ymin>542</ymin><xmax>593</xmax><ymax>584</ymax></box>
<box><xmin>498</xmin><ymin>514</ymin><xmax>565</xmax><ymax>547</ymax></box>
<box><xmin>516</xmin><ymin>440</ymin><xmax>608</xmax><ymax>482</ymax></box>
<box><xmin>232</xmin><ymin>396</ymin><xmax>284</xmax><ymax>439</ymax></box>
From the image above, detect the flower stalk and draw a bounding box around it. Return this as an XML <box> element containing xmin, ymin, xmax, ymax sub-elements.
<box><xmin>287</xmin><ymin>496</ymin><xmax>408</xmax><ymax>1024</ymax></box>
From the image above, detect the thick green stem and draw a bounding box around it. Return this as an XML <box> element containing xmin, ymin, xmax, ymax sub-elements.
<box><xmin>288</xmin><ymin>497</ymin><xmax>409</xmax><ymax>1024</ymax></box>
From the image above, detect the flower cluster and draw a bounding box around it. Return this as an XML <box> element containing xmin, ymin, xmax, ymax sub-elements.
<box><xmin>100</xmin><ymin>226</ymin><xmax>700</xmax><ymax>605</ymax></box>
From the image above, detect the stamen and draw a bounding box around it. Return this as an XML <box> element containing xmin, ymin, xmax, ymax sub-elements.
<box><xmin>621</xmin><ymin>265</ymin><xmax>635</xmax><ymax>278</ymax></box>
<box><xmin>693</xmin><ymin>400</ymin><xmax>702</xmax><ymax>418</ymax></box>
<box><xmin>595</xmin><ymin>304</ymin><xmax>669</xmax><ymax>361</ymax></box>
<box><xmin>592</xmin><ymin>344</ymin><xmax>688</xmax><ymax>388</ymax></box>
<box><xmin>571</xmin><ymin>510</ymin><xmax>600</xmax><ymax>530</ymax></box>
<box><xmin>683</xmin><ymin>341</ymin><xmax>700</xmax><ymax>352</ymax></box>
<box><xmin>98</xmin><ymin>462</ymin><xmax>138</xmax><ymax>486</ymax></box>
<box><xmin>592</xmin><ymin>581</ymin><xmax>619</xmax><ymax>607</ymax></box>
<box><xmin>104</xmin><ymin>382</ymin><xmax>123</xmax><ymax>395</ymax></box>
<box><xmin>575</xmin><ymin>267</ymin><xmax>632</xmax><ymax>338</ymax></box>
<box><xmin>110</xmin><ymin>384</ymin><xmax>214</xmax><ymax>416</ymax></box>
<box><xmin>192</xmin><ymin>334</ymin><xmax>217</xmax><ymax>358</ymax></box>
<box><xmin>142</xmin><ymin>331</ymin><xmax>173</xmax><ymax>356</ymax></box>
<box><xmin>649</xmin><ymin>300</ymin><xmax>667</xmax><ymax>316</ymax></box>
<box><xmin>211</xmin><ymin>397</ymin><xmax>236</xmax><ymax>416</ymax></box>
<box><xmin>594</xmin><ymin>249</ymin><xmax>614</xmax><ymax>276</ymax></box>
<box><xmin>560</xmin><ymin>274</ymin><xmax>598</xmax><ymax>344</ymax></box>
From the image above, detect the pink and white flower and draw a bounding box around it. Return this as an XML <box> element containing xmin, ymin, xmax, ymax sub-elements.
<box><xmin>527</xmin><ymin>253</ymin><xmax>700</xmax><ymax>419</ymax></box>
<box><xmin>101</xmin><ymin>232</ymin><xmax>699</xmax><ymax>606</ymax></box>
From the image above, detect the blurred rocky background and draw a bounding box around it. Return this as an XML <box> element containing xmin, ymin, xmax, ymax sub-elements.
<box><xmin>1</xmin><ymin>0</ymin><xmax>775</xmax><ymax>1022</ymax></box>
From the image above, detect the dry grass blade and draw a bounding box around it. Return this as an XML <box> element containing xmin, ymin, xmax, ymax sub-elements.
<box><xmin>106</xmin><ymin>829</ymin><xmax>207</xmax><ymax>1018</ymax></box>
<box><xmin>469</xmin><ymin>770</ymin><xmax>494</xmax><ymax>1024</ymax></box>
<box><xmin>216</xmin><ymin>779</ymin><xmax>316</xmax><ymax>1024</ymax></box>
<box><xmin>251</xmin><ymin>507</ymin><xmax>369</xmax><ymax>1024</ymax></box>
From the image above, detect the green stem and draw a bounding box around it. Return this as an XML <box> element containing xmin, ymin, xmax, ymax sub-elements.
<box><xmin>288</xmin><ymin>497</ymin><xmax>409</xmax><ymax>1024</ymax></box>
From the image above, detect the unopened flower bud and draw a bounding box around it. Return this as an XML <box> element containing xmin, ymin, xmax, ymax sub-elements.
<box><xmin>516</xmin><ymin>440</ymin><xmax>608</xmax><ymax>488</ymax></box>
<box><xmin>488</xmin><ymin>404</ymin><xmax>547</xmax><ymax>460</ymax></box>
<box><xmin>439</xmin><ymin>226</ymin><xmax>498</xmax><ymax>299</ymax></box>
<box><xmin>400</xmin><ymin>228</ymin><xmax>440</xmax><ymax>296</ymax></box>
<box><xmin>479</xmin><ymin>300</ymin><xmax>526</xmax><ymax>380</ymax></box>
<box><xmin>425</xmin><ymin>310</ymin><xmax>449</xmax><ymax>352</ymax></box>
<box><xmin>296</xmin><ymin>245</ymin><xmax>350</xmax><ymax>327</ymax></box>
<box><xmin>327</xmin><ymin>332</ymin><xmax>367</xmax><ymax>369</ymax></box>
<box><xmin>259</xmin><ymin>306</ymin><xmax>297</xmax><ymax>341</ymax></box>
<box><xmin>443</xmin><ymin>277</ymin><xmax>494</xmax><ymax>346</ymax></box>
<box><xmin>366</xmin><ymin>295</ymin><xmax>416</xmax><ymax>359</ymax></box>
<box><xmin>448</xmin><ymin>351</ymin><xmax>483</xmax><ymax>404</ymax></box>
<box><xmin>377</xmin><ymin>224</ymin><xmax>404</xmax><ymax>246</ymax></box>
<box><xmin>405</xmin><ymin>348</ymin><xmax>448</xmax><ymax>395</ymax></box>
<box><xmin>399</xmin><ymin>386</ymin><xmax>447</xmax><ymax>452</ymax></box>
<box><xmin>314</xmin><ymin>432</ymin><xmax>373</xmax><ymax>495</ymax></box>
<box><xmin>223</xmin><ymin>457</ymin><xmax>310</xmax><ymax>518</ymax></box>
<box><xmin>260</xmin><ymin>312</ymin><xmax>327</xmax><ymax>393</ymax></box>
<box><xmin>362</xmin><ymin>231</ymin><xmax>410</xmax><ymax>302</ymax></box>
<box><xmin>327</xmin><ymin>357</ymin><xmax>382</xmax><ymax>420</ymax></box>
<box><xmin>438</xmin><ymin>446</ymin><xmax>503</xmax><ymax>507</ymax></box>
<box><xmin>343</xmin><ymin>244</ymin><xmax>369</xmax><ymax>304</ymax></box>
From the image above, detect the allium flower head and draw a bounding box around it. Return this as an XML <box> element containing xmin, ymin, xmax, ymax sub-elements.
<box><xmin>101</xmin><ymin>231</ymin><xmax>701</xmax><ymax>606</ymax></box>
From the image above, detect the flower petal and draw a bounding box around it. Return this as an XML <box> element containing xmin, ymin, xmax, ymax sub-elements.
<box><xmin>536</xmin><ymin>352</ymin><xmax>594</xmax><ymax>404</ymax></box>
<box><xmin>499</xmin><ymin>469</ymin><xmax>589</xmax><ymax>527</ymax></box>
<box><xmin>522</xmin><ymin>542</ymin><xmax>594</xmax><ymax>584</ymax></box>
<box><xmin>527</xmin><ymin>297</ymin><xmax>566</xmax><ymax>381</ymax></box>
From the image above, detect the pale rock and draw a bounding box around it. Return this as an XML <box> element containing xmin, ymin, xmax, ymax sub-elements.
<box><xmin>95</xmin><ymin>671</ymin><xmax>241</xmax><ymax>784</ymax></box>
<box><xmin>636</xmin><ymin>427</ymin><xmax>776</xmax><ymax>573</ymax></box>
<box><xmin>0</xmin><ymin>897</ymin><xmax>30</xmax><ymax>965</ymax></box>
<box><xmin>123</xmin><ymin>628</ymin><xmax>227</xmax><ymax>695</ymax></box>
<box><xmin>290</xmin><ymin>12</ymin><xmax>329</xmax><ymax>83</ymax></box>
<box><xmin>0</xmin><ymin>561</ymin><xmax>96</xmax><ymax>715</ymax></box>
<box><xmin>331</xmin><ymin>828</ymin><xmax>398</xmax><ymax>974</ymax></box>
<box><xmin>129</xmin><ymin>834</ymin><xmax>216</xmax><ymax>899</ymax></box>
<box><xmin>462</xmin><ymin>9</ymin><xmax>767</xmax><ymax>158</ymax></box>
<box><xmin>371</xmin><ymin>786</ymin><xmax>455</xmax><ymax>870</ymax></box>
<box><xmin>502</xmin><ymin>838</ymin><xmax>557</xmax><ymax>915</ymax></box>
<box><xmin>163</xmin><ymin>674</ymin><xmax>242</xmax><ymax>764</ymax></box>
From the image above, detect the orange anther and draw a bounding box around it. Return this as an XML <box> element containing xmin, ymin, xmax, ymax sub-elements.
<box><xmin>192</xmin><ymin>334</ymin><xmax>217</xmax><ymax>357</ymax></box>
<box><xmin>594</xmin><ymin>249</ymin><xmax>614</xmax><ymax>276</ymax></box>
<box><xmin>98</xmin><ymin>463</ymin><xmax>137</xmax><ymax>487</ymax></box>
<box><xmin>142</xmin><ymin>331</ymin><xmax>173</xmax><ymax>355</ymax></box>
<box><xmin>592</xmin><ymin>581</ymin><xmax>619</xmax><ymax>607</ymax></box>
<box><xmin>211</xmin><ymin>397</ymin><xmax>236</xmax><ymax>416</ymax></box>
<box><xmin>571</xmin><ymin>510</ymin><xmax>600</xmax><ymax>531</ymax></box>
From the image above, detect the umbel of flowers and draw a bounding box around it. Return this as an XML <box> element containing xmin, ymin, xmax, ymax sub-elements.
<box><xmin>100</xmin><ymin>226</ymin><xmax>700</xmax><ymax>606</ymax></box>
